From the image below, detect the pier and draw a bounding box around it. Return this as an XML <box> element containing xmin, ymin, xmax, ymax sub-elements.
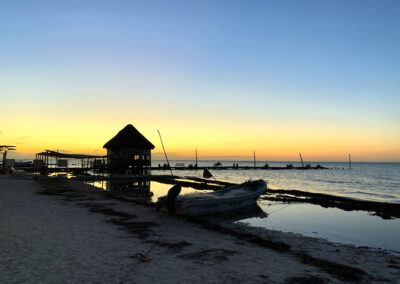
<box><xmin>20</xmin><ymin>164</ymin><xmax>328</xmax><ymax>174</ymax></box>
<box><xmin>150</xmin><ymin>165</ymin><xmax>327</xmax><ymax>171</ymax></box>
<box><xmin>15</xmin><ymin>148</ymin><xmax>329</xmax><ymax>174</ymax></box>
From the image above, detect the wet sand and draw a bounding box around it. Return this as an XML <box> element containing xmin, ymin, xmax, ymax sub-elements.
<box><xmin>1</xmin><ymin>175</ymin><xmax>400</xmax><ymax>283</ymax></box>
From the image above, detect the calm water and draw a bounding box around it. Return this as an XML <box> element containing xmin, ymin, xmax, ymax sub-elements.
<box><xmin>85</xmin><ymin>161</ymin><xmax>400</xmax><ymax>254</ymax></box>
<box><xmin>88</xmin><ymin>179</ymin><xmax>203</xmax><ymax>203</ymax></box>
<box><xmin>152</xmin><ymin>160</ymin><xmax>400</xmax><ymax>203</ymax></box>
<box><xmin>242</xmin><ymin>201</ymin><xmax>400</xmax><ymax>254</ymax></box>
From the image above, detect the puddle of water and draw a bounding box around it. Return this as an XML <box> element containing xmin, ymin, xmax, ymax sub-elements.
<box><xmin>238</xmin><ymin>200</ymin><xmax>400</xmax><ymax>254</ymax></box>
<box><xmin>86</xmin><ymin>179</ymin><xmax>208</xmax><ymax>203</ymax></box>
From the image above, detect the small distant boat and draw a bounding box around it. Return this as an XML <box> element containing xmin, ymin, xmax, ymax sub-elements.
<box><xmin>157</xmin><ymin>180</ymin><xmax>267</xmax><ymax>216</ymax></box>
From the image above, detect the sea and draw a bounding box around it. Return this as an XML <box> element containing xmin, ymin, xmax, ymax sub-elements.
<box><xmin>152</xmin><ymin>160</ymin><xmax>400</xmax><ymax>204</ymax></box>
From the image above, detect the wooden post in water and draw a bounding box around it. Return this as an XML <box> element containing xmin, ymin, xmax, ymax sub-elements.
<box><xmin>349</xmin><ymin>154</ymin><xmax>352</xmax><ymax>170</ymax></box>
<box><xmin>253</xmin><ymin>150</ymin><xmax>256</xmax><ymax>168</ymax></box>
<box><xmin>299</xmin><ymin>153</ymin><xmax>305</xmax><ymax>168</ymax></box>
<box><xmin>157</xmin><ymin>130</ymin><xmax>173</xmax><ymax>176</ymax></box>
<box><xmin>195</xmin><ymin>148</ymin><xmax>198</xmax><ymax>167</ymax></box>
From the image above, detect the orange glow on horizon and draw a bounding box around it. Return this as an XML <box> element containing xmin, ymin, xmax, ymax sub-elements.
<box><xmin>3</xmin><ymin>117</ymin><xmax>399</xmax><ymax>162</ymax></box>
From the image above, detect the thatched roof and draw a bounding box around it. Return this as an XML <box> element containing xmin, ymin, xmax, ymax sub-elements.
<box><xmin>103</xmin><ymin>124</ymin><xmax>155</xmax><ymax>150</ymax></box>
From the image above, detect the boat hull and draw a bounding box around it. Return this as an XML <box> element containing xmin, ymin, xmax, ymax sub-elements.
<box><xmin>173</xmin><ymin>180</ymin><xmax>267</xmax><ymax>216</ymax></box>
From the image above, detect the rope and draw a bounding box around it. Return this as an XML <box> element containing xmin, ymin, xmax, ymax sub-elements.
<box><xmin>266</xmin><ymin>203</ymin><xmax>291</xmax><ymax>215</ymax></box>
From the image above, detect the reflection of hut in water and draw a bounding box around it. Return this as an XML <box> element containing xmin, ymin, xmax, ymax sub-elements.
<box><xmin>103</xmin><ymin>124</ymin><xmax>155</xmax><ymax>173</ymax></box>
<box><xmin>107</xmin><ymin>179</ymin><xmax>152</xmax><ymax>203</ymax></box>
<box><xmin>108</xmin><ymin>179</ymin><xmax>151</xmax><ymax>193</ymax></box>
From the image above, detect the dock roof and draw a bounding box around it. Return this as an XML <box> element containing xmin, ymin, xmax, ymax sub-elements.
<box><xmin>37</xmin><ymin>150</ymin><xmax>106</xmax><ymax>159</ymax></box>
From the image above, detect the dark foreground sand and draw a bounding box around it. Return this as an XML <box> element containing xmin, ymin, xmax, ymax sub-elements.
<box><xmin>1</xmin><ymin>175</ymin><xmax>399</xmax><ymax>283</ymax></box>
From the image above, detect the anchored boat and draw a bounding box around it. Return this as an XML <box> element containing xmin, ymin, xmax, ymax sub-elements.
<box><xmin>157</xmin><ymin>179</ymin><xmax>267</xmax><ymax>216</ymax></box>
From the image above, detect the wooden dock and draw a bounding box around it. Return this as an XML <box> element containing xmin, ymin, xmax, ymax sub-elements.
<box><xmin>19</xmin><ymin>164</ymin><xmax>328</xmax><ymax>174</ymax></box>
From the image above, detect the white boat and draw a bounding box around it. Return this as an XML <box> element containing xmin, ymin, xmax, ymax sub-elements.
<box><xmin>157</xmin><ymin>180</ymin><xmax>267</xmax><ymax>216</ymax></box>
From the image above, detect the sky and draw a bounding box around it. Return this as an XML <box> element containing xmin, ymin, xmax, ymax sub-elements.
<box><xmin>1</xmin><ymin>0</ymin><xmax>399</xmax><ymax>162</ymax></box>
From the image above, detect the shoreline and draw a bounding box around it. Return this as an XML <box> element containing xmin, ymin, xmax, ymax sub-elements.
<box><xmin>1</xmin><ymin>175</ymin><xmax>400</xmax><ymax>283</ymax></box>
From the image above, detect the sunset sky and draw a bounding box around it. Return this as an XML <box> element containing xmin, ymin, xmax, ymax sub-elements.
<box><xmin>1</xmin><ymin>0</ymin><xmax>399</xmax><ymax>161</ymax></box>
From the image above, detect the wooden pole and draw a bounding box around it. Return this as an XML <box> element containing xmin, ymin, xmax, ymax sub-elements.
<box><xmin>253</xmin><ymin>150</ymin><xmax>256</xmax><ymax>168</ymax></box>
<box><xmin>195</xmin><ymin>148</ymin><xmax>198</xmax><ymax>167</ymax></box>
<box><xmin>2</xmin><ymin>151</ymin><xmax>7</xmax><ymax>174</ymax></box>
<box><xmin>349</xmin><ymin>154</ymin><xmax>351</xmax><ymax>170</ymax></box>
<box><xmin>299</xmin><ymin>153</ymin><xmax>304</xmax><ymax>168</ymax></box>
<box><xmin>157</xmin><ymin>130</ymin><xmax>173</xmax><ymax>176</ymax></box>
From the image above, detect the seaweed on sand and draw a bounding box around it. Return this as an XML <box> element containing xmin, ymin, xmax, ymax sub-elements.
<box><xmin>189</xmin><ymin>217</ymin><xmax>369</xmax><ymax>282</ymax></box>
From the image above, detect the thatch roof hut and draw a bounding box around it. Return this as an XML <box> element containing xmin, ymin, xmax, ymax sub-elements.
<box><xmin>104</xmin><ymin>124</ymin><xmax>154</xmax><ymax>172</ymax></box>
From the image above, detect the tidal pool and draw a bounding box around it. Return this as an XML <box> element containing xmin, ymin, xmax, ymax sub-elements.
<box><xmin>238</xmin><ymin>200</ymin><xmax>400</xmax><ymax>254</ymax></box>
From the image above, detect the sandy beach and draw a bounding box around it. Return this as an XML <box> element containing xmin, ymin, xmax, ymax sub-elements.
<box><xmin>1</xmin><ymin>175</ymin><xmax>400</xmax><ymax>283</ymax></box>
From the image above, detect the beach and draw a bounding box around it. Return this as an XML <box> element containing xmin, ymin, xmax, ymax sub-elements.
<box><xmin>1</xmin><ymin>175</ymin><xmax>400</xmax><ymax>283</ymax></box>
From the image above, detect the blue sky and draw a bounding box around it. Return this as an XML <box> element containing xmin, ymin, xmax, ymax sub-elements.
<box><xmin>1</xmin><ymin>0</ymin><xmax>399</xmax><ymax>160</ymax></box>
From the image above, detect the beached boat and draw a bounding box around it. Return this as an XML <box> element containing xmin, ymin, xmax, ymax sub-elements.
<box><xmin>157</xmin><ymin>179</ymin><xmax>267</xmax><ymax>216</ymax></box>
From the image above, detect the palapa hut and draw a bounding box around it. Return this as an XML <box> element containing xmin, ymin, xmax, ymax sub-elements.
<box><xmin>103</xmin><ymin>124</ymin><xmax>155</xmax><ymax>172</ymax></box>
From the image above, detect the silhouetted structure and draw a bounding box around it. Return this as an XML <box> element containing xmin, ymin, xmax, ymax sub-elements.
<box><xmin>103</xmin><ymin>124</ymin><xmax>155</xmax><ymax>173</ymax></box>
<box><xmin>0</xmin><ymin>145</ymin><xmax>16</xmax><ymax>174</ymax></box>
<box><xmin>35</xmin><ymin>150</ymin><xmax>106</xmax><ymax>174</ymax></box>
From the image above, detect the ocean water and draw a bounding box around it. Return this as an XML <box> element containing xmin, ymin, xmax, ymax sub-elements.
<box><xmin>152</xmin><ymin>160</ymin><xmax>400</xmax><ymax>204</ymax></box>
<box><xmin>82</xmin><ymin>160</ymin><xmax>400</xmax><ymax>253</ymax></box>
<box><xmin>152</xmin><ymin>160</ymin><xmax>400</xmax><ymax>253</ymax></box>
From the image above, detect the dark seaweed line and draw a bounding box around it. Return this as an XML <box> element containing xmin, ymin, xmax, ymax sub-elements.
<box><xmin>263</xmin><ymin>188</ymin><xmax>400</xmax><ymax>219</ymax></box>
<box><xmin>189</xmin><ymin>218</ymin><xmax>369</xmax><ymax>282</ymax></box>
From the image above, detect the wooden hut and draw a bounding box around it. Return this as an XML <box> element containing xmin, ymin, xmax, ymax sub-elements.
<box><xmin>103</xmin><ymin>124</ymin><xmax>155</xmax><ymax>172</ymax></box>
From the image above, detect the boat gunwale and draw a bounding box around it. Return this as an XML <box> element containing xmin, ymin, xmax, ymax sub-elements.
<box><xmin>176</xmin><ymin>180</ymin><xmax>267</xmax><ymax>205</ymax></box>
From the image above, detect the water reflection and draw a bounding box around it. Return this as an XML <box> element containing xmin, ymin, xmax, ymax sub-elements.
<box><xmin>108</xmin><ymin>180</ymin><xmax>151</xmax><ymax>193</ymax></box>
<box><xmin>87</xmin><ymin>179</ymin><xmax>153</xmax><ymax>203</ymax></box>
<box><xmin>199</xmin><ymin>204</ymin><xmax>268</xmax><ymax>222</ymax></box>
<box><xmin>87</xmin><ymin>179</ymin><xmax>203</xmax><ymax>203</ymax></box>
<box><xmin>239</xmin><ymin>200</ymin><xmax>400</xmax><ymax>254</ymax></box>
